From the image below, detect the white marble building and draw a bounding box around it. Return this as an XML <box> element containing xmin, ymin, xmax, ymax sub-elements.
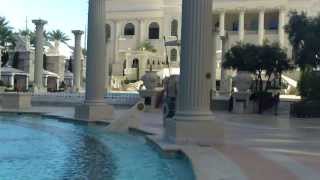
<box><xmin>105</xmin><ymin>0</ymin><xmax>320</xmax><ymax>88</ymax></box>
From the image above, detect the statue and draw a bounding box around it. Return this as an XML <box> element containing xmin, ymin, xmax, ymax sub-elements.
<box><xmin>46</xmin><ymin>41</ymin><xmax>60</xmax><ymax>56</ymax></box>
<box><xmin>14</xmin><ymin>34</ymin><xmax>31</xmax><ymax>52</ymax></box>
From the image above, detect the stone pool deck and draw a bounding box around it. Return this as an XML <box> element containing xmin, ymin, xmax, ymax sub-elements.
<box><xmin>1</xmin><ymin>103</ymin><xmax>320</xmax><ymax>180</ymax></box>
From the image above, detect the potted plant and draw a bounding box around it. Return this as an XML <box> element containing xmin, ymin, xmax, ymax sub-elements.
<box><xmin>223</xmin><ymin>43</ymin><xmax>292</xmax><ymax>114</ymax></box>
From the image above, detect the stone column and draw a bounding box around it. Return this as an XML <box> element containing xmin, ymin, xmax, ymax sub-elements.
<box><xmin>166</xmin><ymin>0</ymin><xmax>224</xmax><ymax>145</ymax></box>
<box><xmin>219</xmin><ymin>11</ymin><xmax>225</xmax><ymax>37</ymax></box>
<box><xmin>139</xmin><ymin>19</ymin><xmax>146</xmax><ymax>43</ymax></box>
<box><xmin>75</xmin><ymin>0</ymin><xmax>113</xmax><ymax>122</ymax></box>
<box><xmin>115</xmin><ymin>21</ymin><xmax>121</xmax><ymax>62</ymax></box>
<box><xmin>72</xmin><ymin>30</ymin><xmax>84</xmax><ymax>92</ymax></box>
<box><xmin>258</xmin><ymin>10</ymin><xmax>265</xmax><ymax>45</ymax></box>
<box><xmin>278</xmin><ymin>8</ymin><xmax>286</xmax><ymax>48</ymax></box>
<box><xmin>108</xmin><ymin>21</ymin><xmax>116</xmax><ymax>64</ymax></box>
<box><xmin>32</xmin><ymin>19</ymin><xmax>47</xmax><ymax>91</ymax></box>
<box><xmin>220</xmin><ymin>34</ymin><xmax>231</xmax><ymax>96</ymax></box>
<box><xmin>239</xmin><ymin>9</ymin><xmax>245</xmax><ymax>42</ymax></box>
<box><xmin>10</xmin><ymin>75</ymin><xmax>14</xmax><ymax>88</ymax></box>
<box><xmin>26</xmin><ymin>77</ymin><xmax>29</xmax><ymax>90</ymax></box>
<box><xmin>211</xmin><ymin>31</ymin><xmax>218</xmax><ymax>97</ymax></box>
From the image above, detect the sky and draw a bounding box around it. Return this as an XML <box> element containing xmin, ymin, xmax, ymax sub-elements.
<box><xmin>0</xmin><ymin>0</ymin><xmax>89</xmax><ymax>47</ymax></box>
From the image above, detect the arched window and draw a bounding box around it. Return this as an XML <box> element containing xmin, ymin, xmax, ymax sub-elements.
<box><xmin>105</xmin><ymin>24</ymin><xmax>111</xmax><ymax>42</ymax></box>
<box><xmin>171</xmin><ymin>19</ymin><xmax>178</xmax><ymax>37</ymax></box>
<box><xmin>132</xmin><ymin>59</ymin><xmax>139</xmax><ymax>68</ymax></box>
<box><xmin>124</xmin><ymin>23</ymin><xmax>135</xmax><ymax>36</ymax></box>
<box><xmin>170</xmin><ymin>49</ymin><xmax>178</xmax><ymax>62</ymax></box>
<box><xmin>149</xmin><ymin>22</ymin><xmax>160</xmax><ymax>39</ymax></box>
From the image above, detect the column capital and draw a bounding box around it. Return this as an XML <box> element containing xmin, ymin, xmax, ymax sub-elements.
<box><xmin>236</xmin><ymin>7</ymin><xmax>247</xmax><ymax>13</ymax></box>
<box><xmin>216</xmin><ymin>8</ymin><xmax>226</xmax><ymax>14</ymax></box>
<box><xmin>278</xmin><ymin>6</ymin><xmax>287</xmax><ymax>11</ymax></box>
<box><xmin>108</xmin><ymin>19</ymin><xmax>116</xmax><ymax>23</ymax></box>
<box><xmin>257</xmin><ymin>7</ymin><xmax>266</xmax><ymax>12</ymax></box>
<box><xmin>72</xmin><ymin>30</ymin><xmax>84</xmax><ymax>36</ymax></box>
<box><xmin>32</xmin><ymin>19</ymin><xmax>47</xmax><ymax>27</ymax></box>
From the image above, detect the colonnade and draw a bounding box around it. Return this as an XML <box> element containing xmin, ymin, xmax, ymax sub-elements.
<box><xmin>218</xmin><ymin>8</ymin><xmax>286</xmax><ymax>47</ymax></box>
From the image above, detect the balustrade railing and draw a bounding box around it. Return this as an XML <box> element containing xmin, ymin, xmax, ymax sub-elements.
<box><xmin>23</xmin><ymin>91</ymin><xmax>140</xmax><ymax>106</ymax></box>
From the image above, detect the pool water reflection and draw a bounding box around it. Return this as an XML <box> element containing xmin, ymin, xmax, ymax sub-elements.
<box><xmin>0</xmin><ymin>114</ymin><xmax>195</xmax><ymax>180</ymax></box>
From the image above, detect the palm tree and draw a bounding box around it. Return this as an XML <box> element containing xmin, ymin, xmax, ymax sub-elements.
<box><xmin>47</xmin><ymin>30</ymin><xmax>70</xmax><ymax>44</ymax></box>
<box><xmin>47</xmin><ymin>30</ymin><xmax>70</xmax><ymax>53</ymax></box>
<box><xmin>0</xmin><ymin>16</ymin><xmax>15</xmax><ymax>48</ymax></box>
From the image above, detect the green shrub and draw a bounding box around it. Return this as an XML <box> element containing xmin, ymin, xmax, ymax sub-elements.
<box><xmin>298</xmin><ymin>70</ymin><xmax>320</xmax><ymax>100</ymax></box>
<box><xmin>291</xmin><ymin>100</ymin><xmax>320</xmax><ymax>117</ymax></box>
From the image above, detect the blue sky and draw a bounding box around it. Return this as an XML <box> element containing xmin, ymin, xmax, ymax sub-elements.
<box><xmin>0</xmin><ymin>0</ymin><xmax>88</xmax><ymax>46</ymax></box>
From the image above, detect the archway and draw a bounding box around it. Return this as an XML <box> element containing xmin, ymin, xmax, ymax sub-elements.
<box><xmin>132</xmin><ymin>58</ymin><xmax>139</xmax><ymax>80</ymax></box>
<box><xmin>123</xmin><ymin>60</ymin><xmax>126</xmax><ymax>76</ymax></box>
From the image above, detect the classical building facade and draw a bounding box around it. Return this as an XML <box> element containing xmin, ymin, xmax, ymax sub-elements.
<box><xmin>105</xmin><ymin>0</ymin><xmax>320</xmax><ymax>89</ymax></box>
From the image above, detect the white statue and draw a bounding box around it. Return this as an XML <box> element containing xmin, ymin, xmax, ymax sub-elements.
<box><xmin>46</xmin><ymin>41</ymin><xmax>60</xmax><ymax>55</ymax></box>
<box><xmin>233</xmin><ymin>71</ymin><xmax>253</xmax><ymax>92</ymax></box>
<box><xmin>14</xmin><ymin>35</ymin><xmax>31</xmax><ymax>52</ymax></box>
<box><xmin>106</xmin><ymin>102</ymin><xmax>143</xmax><ymax>133</ymax></box>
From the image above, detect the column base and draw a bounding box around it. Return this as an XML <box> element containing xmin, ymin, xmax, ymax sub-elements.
<box><xmin>75</xmin><ymin>103</ymin><xmax>114</xmax><ymax>122</ymax></box>
<box><xmin>32</xmin><ymin>86</ymin><xmax>47</xmax><ymax>93</ymax></box>
<box><xmin>165</xmin><ymin>112</ymin><xmax>224</xmax><ymax>146</ymax></box>
<box><xmin>72</xmin><ymin>87</ymin><xmax>82</xmax><ymax>93</ymax></box>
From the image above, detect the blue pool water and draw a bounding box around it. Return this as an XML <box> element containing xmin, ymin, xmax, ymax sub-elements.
<box><xmin>0</xmin><ymin>114</ymin><xmax>195</xmax><ymax>180</ymax></box>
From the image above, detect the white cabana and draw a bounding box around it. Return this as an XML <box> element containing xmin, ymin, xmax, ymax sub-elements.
<box><xmin>1</xmin><ymin>66</ymin><xmax>29</xmax><ymax>91</ymax></box>
<box><xmin>43</xmin><ymin>70</ymin><xmax>59</xmax><ymax>91</ymax></box>
<box><xmin>64</xmin><ymin>71</ymin><xmax>74</xmax><ymax>89</ymax></box>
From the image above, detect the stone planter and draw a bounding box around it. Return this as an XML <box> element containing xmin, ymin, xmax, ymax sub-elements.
<box><xmin>1</xmin><ymin>93</ymin><xmax>32</xmax><ymax>109</ymax></box>
<box><xmin>0</xmin><ymin>86</ymin><xmax>6</xmax><ymax>93</ymax></box>
<box><xmin>233</xmin><ymin>71</ymin><xmax>253</xmax><ymax>92</ymax></box>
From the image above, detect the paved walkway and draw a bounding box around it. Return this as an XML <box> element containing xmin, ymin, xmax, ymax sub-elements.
<box><xmin>1</xmin><ymin>102</ymin><xmax>320</xmax><ymax>180</ymax></box>
<box><xmin>143</xmin><ymin>102</ymin><xmax>320</xmax><ymax>180</ymax></box>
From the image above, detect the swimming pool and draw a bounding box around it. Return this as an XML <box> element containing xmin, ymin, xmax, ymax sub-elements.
<box><xmin>0</xmin><ymin>114</ymin><xmax>195</xmax><ymax>180</ymax></box>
